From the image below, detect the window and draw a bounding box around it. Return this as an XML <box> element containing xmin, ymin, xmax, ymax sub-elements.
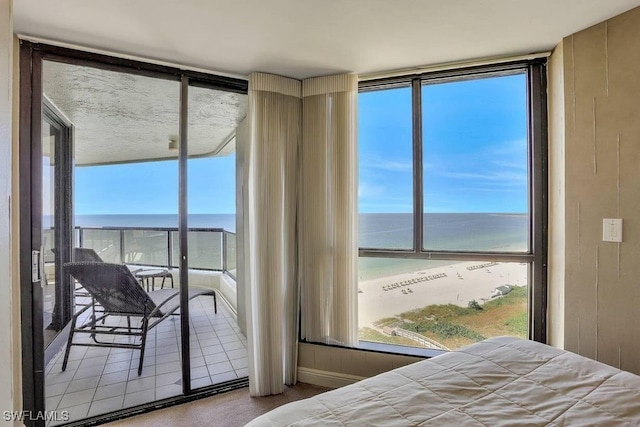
<box><xmin>359</xmin><ymin>87</ymin><xmax>413</xmax><ymax>250</ymax></box>
<box><xmin>358</xmin><ymin>62</ymin><xmax>547</xmax><ymax>353</ymax></box>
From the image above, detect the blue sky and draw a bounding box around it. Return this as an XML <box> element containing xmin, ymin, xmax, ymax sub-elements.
<box><xmin>72</xmin><ymin>73</ymin><xmax>526</xmax><ymax>216</ymax></box>
<box><xmin>359</xmin><ymin>73</ymin><xmax>528</xmax><ymax>214</ymax></box>
<box><xmin>74</xmin><ymin>154</ymin><xmax>236</xmax><ymax>215</ymax></box>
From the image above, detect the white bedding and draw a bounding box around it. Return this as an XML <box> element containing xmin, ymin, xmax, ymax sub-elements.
<box><xmin>246</xmin><ymin>337</ymin><xmax>640</xmax><ymax>426</ymax></box>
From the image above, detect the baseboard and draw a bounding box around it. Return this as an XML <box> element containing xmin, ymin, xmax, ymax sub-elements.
<box><xmin>297</xmin><ymin>367</ymin><xmax>365</xmax><ymax>389</ymax></box>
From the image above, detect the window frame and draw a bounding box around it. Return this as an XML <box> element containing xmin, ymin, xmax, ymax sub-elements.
<box><xmin>358</xmin><ymin>59</ymin><xmax>548</xmax><ymax>343</ymax></box>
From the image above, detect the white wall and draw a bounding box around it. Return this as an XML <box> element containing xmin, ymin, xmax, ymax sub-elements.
<box><xmin>557</xmin><ymin>6</ymin><xmax>640</xmax><ymax>374</ymax></box>
<box><xmin>0</xmin><ymin>0</ymin><xmax>15</xmax><ymax>421</ymax></box>
<box><xmin>297</xmin><ymin>342</ymin><xmax>422</xmax><ymax>387</ymax></box>
<box><xmin>235</xmin><ymin>118</ymin><xmax>247</xmax><ymax>335</ymax></box>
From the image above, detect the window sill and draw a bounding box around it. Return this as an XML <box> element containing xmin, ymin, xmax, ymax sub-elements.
<box><xmin>356</xmin><ymin>340</ymin><xmax>446</xmax><ymax>359</ymax></box>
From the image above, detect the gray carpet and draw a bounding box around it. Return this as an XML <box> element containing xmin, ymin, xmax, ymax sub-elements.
<box><xmin>104</xmin><ymin>383</ymin><xmax>331</xmax><ymax>427</ymax></box>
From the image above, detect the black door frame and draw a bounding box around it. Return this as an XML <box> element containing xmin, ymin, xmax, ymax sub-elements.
<box><xmin>19</xmin><ymin>42</ymin><xmax>44</xmax><ymax>425</ymax></box>
<box><xmin>19</xmin><ymin>40</ymin><xmax>249</xmax><ymax>426</ymax></box>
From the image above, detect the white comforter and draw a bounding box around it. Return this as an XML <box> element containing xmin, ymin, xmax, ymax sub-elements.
<box><xmin>246</xmin><ymin>337</ymin><xmax>640</xmax><ymax>426</ymax></box>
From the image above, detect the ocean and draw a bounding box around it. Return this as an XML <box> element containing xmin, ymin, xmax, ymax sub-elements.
<box><xmin>360</xmin><ymin>213</ymin><xmax>527</xmax><ymax>252</ymax></box>
<box><xmin>65</xmin><ymin>213</ymin><xmax>528</xmax><ymax>280</ymax></box>
<box><xmin>358</xmin><ymin>213</ymin><xmax>527</xmax><ymax>280</ymax></box>
<box><xmin>74</xmin><ymin>214</ymin><xmax>238</xmax><ymax>232</ymax></box>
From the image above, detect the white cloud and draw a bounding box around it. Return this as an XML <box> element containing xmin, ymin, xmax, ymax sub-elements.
<box><xmin>488</xmin><ymin>138</ymin><xmax>527</xmax><ymax>154</ymax></box>
<box><xmin>438</xmin><ymin>170</ymin><xmax>526</xmax><ymax>183</ymax></box>
<box><xmin>360</xmin><ymin>154</ymin><xmax>412</xmax><ymax>172</ymax></box>
<box><xmin>491</xmin><ymin>160</ymin><xmax>527</xmax><ymax>171</ymax></box>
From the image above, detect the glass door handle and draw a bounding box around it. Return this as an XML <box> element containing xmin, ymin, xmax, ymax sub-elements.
<box><xmin>31</xmin><ymin>249</ymin><xmax>43</xmax><ymax>284</ymax></box>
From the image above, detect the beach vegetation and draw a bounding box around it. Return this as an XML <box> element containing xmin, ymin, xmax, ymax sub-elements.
<box><xmin>410</xmin><ymin>320</ymin><xmax>485</xmax><ymax>341</ymax></box>
<box><xmin>366</xmin><ymin>285</ymin><xmax>528</xmax><ymax>350</ymax></box>
<box><xmin>376</xmin><ymin>316</ymin><xmax>400</xmax><ymax>325</ymax></box>
<box><xmin>504</xmin><ymin>310</ymin><xmax>527</xmax><ymax>337</ymax></box>
<box><xmin>484</xmin><ymin>285</ymin><xmax>527</xmax><ymax>309</ymax></box>
<box><xmin>467</xmin><ymin>299</ymin><xmax>483</xmax><ymax>311</ymax></box>
<box><xmin>359</xmin><ymin>327</ymin><xmax>420</xmax><ymax>347</ymax></box>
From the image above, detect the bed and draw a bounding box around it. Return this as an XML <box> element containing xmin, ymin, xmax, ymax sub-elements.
<box><xmin>246</xmin><ymin>337</ymin><xmax>640</xmax><ymax>426</ymax></box>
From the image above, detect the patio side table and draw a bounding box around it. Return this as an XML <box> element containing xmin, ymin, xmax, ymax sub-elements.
<box><xmin>134</xmin><ymin>268</ymin><xmax>174</xmax><ymax>291</ymax></box>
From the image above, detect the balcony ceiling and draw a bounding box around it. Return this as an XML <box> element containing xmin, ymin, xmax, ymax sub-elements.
<box><xmin>14</xmin><ymin>0</ymin><xmax>640</xmax><ymax>80</ymax></box>
<box><xmin>42</xmin><ymin>61</ymin><xmax>247</xmax><ymax>166</ymax></box>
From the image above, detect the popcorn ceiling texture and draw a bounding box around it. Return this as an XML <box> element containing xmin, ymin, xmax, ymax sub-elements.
<box><xmin>43</xmin><ymin>61</ymin><xmax>247</xmax><ymax>166</ymax></box>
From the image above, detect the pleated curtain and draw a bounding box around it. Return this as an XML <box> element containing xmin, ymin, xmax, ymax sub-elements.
<box><xmin>244</xmin><ymin>72</ymin><xmax>358</xmax><ymax>397</ymax></box>
<box><xmin>299</xmin><ymin>74</ymin><xmax>359</xmax><ymax>346</ymax></box>
<box><xmin>245</xmin><ymin>73</ymin><xmax>301</xmax><ymax>396</ymax></box>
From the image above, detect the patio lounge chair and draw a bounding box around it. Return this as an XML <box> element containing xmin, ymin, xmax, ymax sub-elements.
<box><xmin>47</xmin><ymin>247</ymin><xmax>110</xmax><ymax>331</ymax></box>
<box><xmin>74</xmin><ymin>247</ymin><xmax>105</xmax><ymax>262</ymax></box>
<box><xmin>74</xmin><ymin>247</ymin><xmax>173</xmax><ymax>289</ymax></box>
<box><xmin>67</xmin><ymin>248</ymin><xmax>113</xmax><ymax>317</ymax></box>
<box><xmin>74</xmin><ymin>248</ymin><xmax>142</xmax><ymax>273</ymax></box>
<box><xmin>63</xmin><ymin>261</ymin><xmax>217</xmax><ymax>375</ymax></box>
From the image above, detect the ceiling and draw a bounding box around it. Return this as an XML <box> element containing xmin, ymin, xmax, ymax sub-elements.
<box><xmin>14</xmin><ymin>0</ymin><xmax>640</xmax><ymax>80</ymax></box>
<box><xmin>17</xmin><ymin>1</ymin><xmax>640</xmax><ymax>165</ymax></box>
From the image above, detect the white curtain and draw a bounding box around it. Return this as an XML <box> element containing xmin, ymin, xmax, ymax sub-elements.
<box><xmin>245</xmin><ymin>73</ymin><xmax>301</xmax><ymax>396</ymax></box>
<box><xmin>299</xmin><ymin>74</ymin><xmax>359</xmax><ymax>346</ymax></box>
<box><xmin>244</xmin><ymin>72</ymin><xmax>358</xmax><ymax>396</ymax></box>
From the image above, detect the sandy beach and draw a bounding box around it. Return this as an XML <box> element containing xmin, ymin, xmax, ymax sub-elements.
<box><xmin>358</xmin><ymin>261</ymin><xmax>528</xmax><ymax>328</ymax></box>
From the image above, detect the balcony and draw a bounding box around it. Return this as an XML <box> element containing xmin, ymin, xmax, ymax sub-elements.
<box><xmin>42</xmin><ymin>226</ymin><xmax>245</xmax><ymax>425</ymax></box>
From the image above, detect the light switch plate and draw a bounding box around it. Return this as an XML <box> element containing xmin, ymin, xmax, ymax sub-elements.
<box><xmin>603</xmin><ymin>218</ymin><xmax>623</xmax><ymax>243</ymax></box>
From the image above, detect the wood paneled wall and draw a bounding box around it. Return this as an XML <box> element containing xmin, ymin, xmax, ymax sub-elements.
<box><xmin>550</xmin><ymin>5</ymin><xmax>640</xmax><ymax>374</ymax></box>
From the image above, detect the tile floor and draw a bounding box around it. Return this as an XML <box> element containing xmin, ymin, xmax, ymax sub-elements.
<box><xmin>44</xmin><ymin>291</ymin><xmax>247</xmax><ymax>425</ymax></box>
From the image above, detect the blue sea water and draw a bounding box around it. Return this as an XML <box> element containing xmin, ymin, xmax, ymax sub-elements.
<box><xmin>358</xmin><ymin>213</ymin><xmax>528</xmax><ymax>280</ymax></box>
<box><xmin>359</xmin><ymin>213</ymin><xmax>528</xmax><ymax>252</ymax></box>
<box><xmin>67</xmin><ymin>212</ymin><xmax>527</xmax><ymax>280</ymax></box>
<box><xmin>74</xmin><ymin>214</ymin><xmax>237</xmax><ymax>233</ymax></box>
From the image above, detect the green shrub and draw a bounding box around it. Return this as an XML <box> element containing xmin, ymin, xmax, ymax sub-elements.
<box><xmin>504</xmin><ymin>311</ymin><xmax>528</xmax><ymax>337</ymax></box>
<box><xmin>401</xmin><ymin>320</ymin><xmax>485</xmax><ymax>341</ymax></box>
<box><xmin>468</xmin><ymin>299</ymin><xmax>483</xmax><ymax>311</ymax></box>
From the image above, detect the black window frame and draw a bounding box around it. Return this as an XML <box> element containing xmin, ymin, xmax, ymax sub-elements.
<box><xmin>357</xmin><ymin>59</ymin><xmax>548</xmax><ymax>344</ymax></box>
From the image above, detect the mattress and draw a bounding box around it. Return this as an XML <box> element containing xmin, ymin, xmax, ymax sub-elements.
<box><xmin>246</xmin><ymin>337</ymin><xmax>640</xmax><ymax>426</ymax></box>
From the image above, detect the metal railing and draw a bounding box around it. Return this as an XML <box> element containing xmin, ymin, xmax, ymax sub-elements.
<box><xmin>73</xmin><ymin>226</ymin><xmax>236</xmax><ymax>279</ymax></box>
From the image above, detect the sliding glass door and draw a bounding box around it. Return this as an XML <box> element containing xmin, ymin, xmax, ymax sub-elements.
<box><xmin>187</xmin><ymin>85</ymin><xmax>248</xmax><ymax>390</ymax></box>
<box><xmin>20</xmin><ymin>42</ymin><xmax>248</xmax><ymax>426</ymax></box>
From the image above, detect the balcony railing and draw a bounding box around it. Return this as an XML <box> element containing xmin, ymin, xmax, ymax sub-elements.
<box><xmin>42</xmin><ymin>226</ymin><xmax>236</xmax><ymax>278</ymax></box>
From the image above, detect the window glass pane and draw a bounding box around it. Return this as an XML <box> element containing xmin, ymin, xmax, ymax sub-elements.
<box><xmin>187</xmin><ymin>85</ymin><xmax>247</xmax><ymax>390</ymax></box>
<box><xmin>81</xmin><ymin>229</ymin><xmax>122</xmax><ymax>263</ymax></box>
<box><xmin>358</xmin><ymin>257</ymin><xmax>528</xmax><ymax>350</ymax></box>
<box><xmin>171</xmin><ymin>230</ymin><xmax>223</xmax><ymax>270</ymax></box>
<box><xmin>42</xmin><ymin>119</ymin><xmax>57</xmax><ymax>347</ymax></box>
<box><xmin>422</xmin><ymin>73</ymin><xmax>528</xmax><ymax>252</ymax></box>
<box><xmin>44</xmin><ymin>59</ymin><xmax>182</xmax><ymax>420</ymax></box>
<box><xmin>358</xmin><ymin>87</ymin><xmax>413</xmax><ymax>250</ymax></box>
<box><xmin>123</xmin><ymin>229</ymin><xmax>169</xmax><ymax>266</ymax></box>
